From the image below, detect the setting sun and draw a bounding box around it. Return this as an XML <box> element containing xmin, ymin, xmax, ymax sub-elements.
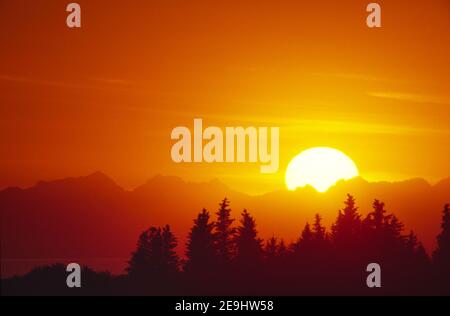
<box><xmin>285</xmin><ymin>147</ymin><xmax>359</xmax><ymax>192</ymax></box>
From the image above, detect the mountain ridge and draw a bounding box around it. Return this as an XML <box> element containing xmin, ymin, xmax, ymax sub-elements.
<box><xmin>2</xmin><ymin>172</ymin><xmax>449</xmax><ymax>195</ymax></box>
<box><xmin>1</xmin><ymin>172</ymin><xmax>449</xmax><ymax>278</ymax></box>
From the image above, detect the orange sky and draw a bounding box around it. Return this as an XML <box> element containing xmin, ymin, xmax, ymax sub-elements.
<box><xmin>1</xmin><ymin>0</ymin><xmax>449</xmax><ymax>194</ymax></box>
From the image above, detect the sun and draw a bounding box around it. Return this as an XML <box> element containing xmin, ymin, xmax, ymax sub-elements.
<box><xmin>285</xmin><ymin>147</ymin><xmax>359</xmax><ymax>192</ymax></box>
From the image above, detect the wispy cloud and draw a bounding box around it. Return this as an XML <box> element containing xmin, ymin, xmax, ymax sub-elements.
<box><xmin>90</xmin><ymin>77</ymin><xmax>135</xmax><ymax>86</ymax></box>
<box><xmin>0</xmin><ymin>74</ymin><xmax>179</xmax><ymax>99</ymax></box>
<box><xmin>0</xmin><ymin>74</ymin><xmax>89</xmax><ymax>89</ymax></box>
<box><xmin>368</xmin><ymin>91</ymin><xmax>450</xmax><ymax>105</ymax></box>
<box><xmin>0</xmin><ymin>74</ymin><xmax>112</xmax><ymax>89</ymax></box>
<box><xmin>0</xmin><ymin>74</ymin><xmax>135</xmax><ymax>90</ymax></box>
<box><xmin>145</xmin><ymin>108</ymin><xmax>450</xmax><ymax>136</ymax></box>
<box><xmin>310</xmin><ymin>72</ymin><xmax>402</xmax><ymax>83</ymax></box>
<box><xmin>282</xmin><ymin>119</ymin><xmax>450</xmax><ymax>136</ymax></box>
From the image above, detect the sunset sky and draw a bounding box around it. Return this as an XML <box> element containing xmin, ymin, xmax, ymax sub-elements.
<box><xmin>1</xmin><ymin>0</ymin><xmax>449</xmax><ymax>194</ymax></box>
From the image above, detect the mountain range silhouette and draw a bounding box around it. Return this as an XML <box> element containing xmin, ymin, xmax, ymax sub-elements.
<box><xmin>1</xmin><ymin>172</ymin><xmax>449</xmax><ymax>277</ymax></box>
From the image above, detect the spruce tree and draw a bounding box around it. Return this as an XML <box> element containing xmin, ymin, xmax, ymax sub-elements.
<box><xmin>433</xmin><ymin>204</ymin><xmax>450</xmax><ymax>264</ymax></box>
<box><xmin>367</xmin><ymin>199</ymin><xmax>389</xmax><ymax>231</ymax></box>
<box><xmin>185</xmin><ymin>209</ymin><xmax>216</xmax><ymax>274</ymax></box>
<box><xmin>127</xmin><ymin>225</ymin><xmax>179</xmax><ymax>282</ymax></box>
<box><xmin>161</xmin><ymin>225</ymin><xmax>179</xmax><ymax>274</ymax></box>
<box><xmin>312</xmin><ymin>214</ymin><xmax>326</xmax><ymax>241</ymax></box>
<box><xmin>127</xmin><ymin>230</ymin><xmax>151</xmax><ymax>279</ymax></box>
<box><xmin>235</xmin><ymin>209</ymin><xmax>263</xmax><ymax>265</ymax></box>
<box><xmin>301</xmin><ymin>222</ymin><xmax>313</xmax><ymax>243</ymax></box>
<box><xmin>214</xmin><ymin>198</ymin><xmax>235</xmax><ymax>264</ymax></box>
<box><xmin>331</xmin><ymin>194</ymin><xmax>361</xmax><ymax>245</ymax></box>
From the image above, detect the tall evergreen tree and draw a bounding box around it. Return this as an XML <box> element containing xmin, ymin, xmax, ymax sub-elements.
<box><xmin>185</xmin><ymin>209</ymin><xmax>216</xmax><ymax>274</ymax></box>
<box><xmin>366</xmin><ymin>199</ymin><xmax>389</xmax><ymax>231</ymax></box>
<box><xmin>127</xmin><ymin>230</ymin><xmax>151</xmax><ymax>279</ymax></box>
<box><xmin>301</xmin><ymin>222</ymin><xmax>313</xmax><ymax>243</ymax></box>
<box><xmin>214</xmin><ymin>198</ymin><xmax>235</xmax><ymax>263</ymax></box>
<box><xmin>331</xmin><ymin>194</ymin><xmax>361</xmax><ymax>246</ymax></box>
<box><xmin>161</xmin><ymin>225</ymin><xmax>180</xmax><ymax>273</ymax></box>
<box><xmin>312</xmin><ymin>214</ymin><xmax>326</xmax><ymax>241</ymax></box>
<box><xmin>406</xmin><ymin>231</ymin><xmax>429</xmax><ymax>267</ymax></box>
<box><xmin>385</xmin><ymin>215</ymin><xmax>404</xmax><ymax>242</ymax></box>
<box><xmin>127</xmin><ymin>225</ymin><xmax>179</xmax><ymax>282</ymax></box>
<box><xmin>433</xmin><ymin>204</ymin><xmax>450</xmax><ymax>265</ymax></box>
<box><xmin>290</xmin><ymin>222</ymin><xmax>311</xmax><ymax>253</ymax></box>
<box><xmin>405</xmin><ymin>231</ymin><xmax>428</xmax><ymax>263</ymax></box>
<box><xmin>235</xmin><ymin>209</ymin><xmax>263</xmax><ymax>265</ymax></box>
<box><xmin>362</xmin><ymin>199</ymin><xmax>391</xmax><ymax>257</ymax></box>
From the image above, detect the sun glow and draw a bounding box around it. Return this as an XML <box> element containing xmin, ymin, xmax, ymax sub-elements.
<box><xmin>285</xmin><ymin>147</ymin><xmax>359</xmax><ymax>192</ymax></box>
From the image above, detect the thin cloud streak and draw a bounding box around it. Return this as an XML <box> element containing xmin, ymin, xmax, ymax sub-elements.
<box><xmin>368</xmin><ymin>91</ymin><xmax>450</xmax><ymax>105</ymax></box>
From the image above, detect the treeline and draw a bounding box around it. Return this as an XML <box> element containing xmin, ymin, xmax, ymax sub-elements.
<box><xmin>2</xmin><ymin>196</ymin><xmax>450</xmax><ymax>295</ymax></box>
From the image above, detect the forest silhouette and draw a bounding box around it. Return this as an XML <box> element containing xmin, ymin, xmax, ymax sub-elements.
<box><xmin>2</xmin><ymin>196</ymin><xmax>450</xmax><ymax>296</ymax></box>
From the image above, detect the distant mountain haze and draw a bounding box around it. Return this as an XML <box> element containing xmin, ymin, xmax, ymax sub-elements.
<box><xmin>1</xmin><ymin>172</ymin><xmax>448</xmax><ymax>277</ymax></box>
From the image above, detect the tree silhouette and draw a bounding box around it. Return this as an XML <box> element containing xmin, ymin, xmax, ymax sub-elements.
<box><xmin>214</xmin><ymin>198</ymin><xmax>235</xmax><ymax>264</ymax></box>
<box><xmin>365</xmin><ymin>199</ymin><xmax>389</xmax><ymax>232</ymax></box>
<box><xmin>161</xmin><ymin>225</ymin><xmax>179</xmax><ymax>273</ymax></box>
<box><xmin>127</xmin><ymin>230</ymin><xmax>152</xmax><ymax>279</ymax></box>
<box><xmin>386</xmin><ymin>215</ymin><xmax>404</xmax><ymax>240</ymax></box>
<box><xmin>312</xmin><ymin>214</ymin><xmax>326</xmax><ymax>241</ymax></box>
<box><xmin>433</xmin><ymin>204</ymin><xmax>450</xmax><ymax>265</ymax></box>
<box><xmin>362</xmin><ymin>199</ymin><xmax>391</xmax><ymax>259</ymax></box>
<box><xmin>185</xmin><ymin>209</ymin><xmax>216</xmax><ymax>275</ymax></box>
<box><xmin>234</xmin><ymin>209</ymin><xmax>263</xmax><ymax>266</ymax></box>
<box><xmin>331</xmin><ymin>194</ymin><xmax>362</xmax><ymax>248</ymax></box>
<box><xmin>328</xmin><ymin>195</ymin><xmax>365</xmax><ymax>292</ymax></box>
<box><xmin>2</xmin><ymin>196</ymin><xmax>448</xmax><ymax>296</ymax></box>
<box><xmin>291</xmin><ymin>222</ymin><xmax>312</xmax><ymax>253</ymax></box>
<box><xmin>311</xmin><ymin>213</ymin><xmax>331</xmax><ymax>261</ymax></box>
<box><xmin>127</xmin><ymin>225</ymin><xmax>179</xmax><ymax>291</ymax></box>
<box><xmin>406</xmin><ymin>231</ymin><xmax>428</xmax><ymax>267</ymax></box>
<box><xmin>231</xmin><ymin>209</ymin><xmax>264</xmax><ymax>294</ymax></box>
<box><xmin>432</xmin><ymin>204</ymin><xmax>450</xmax><ymax>293</ymax></box>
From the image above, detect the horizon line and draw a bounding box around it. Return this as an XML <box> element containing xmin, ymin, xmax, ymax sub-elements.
<box><xmin>1</xmin><ymin>171</ymin><xmax>449</xmax><ymax>197</ymax></box>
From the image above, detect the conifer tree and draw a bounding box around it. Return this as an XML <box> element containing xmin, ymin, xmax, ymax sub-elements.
<box><xmin>185</xmin><ymin>209</ymin><xmax>216</xmax><ymax>274</ymax></box>
<box><xmin>161</xmin><ymin>225</ymin><xmax>179</xmax><ymax>273</ymax></box>
<box><xmin>127</xmin><ymin>225</ymin><xmax>179</xmax><ymax>281</ymax></box>
<box><xmin>433</xmin><ymin>204</ymin><xmax>450</xmax><ymax>283</ymax></box>
<box><xmin>312</xmin><ymin>214</ymin><xmax>326</xmax><ymax>241</ymax></box>
<box><xmin>214</xmin><ymin>198</ymin><xmax>235</xmax><ymax>263</ymax></box>
<box><xmin>331</xmin><ymin>194</ymin><xmax>361</xmax><ymax>245</ymax></box>
<box><xmin>301</xmin><ymin>222</ymin><xmax>313</xmax><ymax>243</ymax></box>
<box><xmin>386</xmin><ymin>215</ymin><xmax>404</xmax><ymax>241</ymax></box>
<box><xmin>235</xmin><ymin>209</ymin><xmax>263</xmax><ymax>265</ymax></box>
<box><xmin>127</xmin><ymin>230</ymin><xmax>151</xmax><ymax>278</ymax></box>
<box><xmin>367</xmin><ymin>199</ymin><xmax>389</xmax><ymax>231</ymax></box>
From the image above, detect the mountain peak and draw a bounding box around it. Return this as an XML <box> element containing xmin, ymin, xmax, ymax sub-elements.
<box><xmin>85</xmin><ymin>171</ymin><xmax>115</xmax><ymax>182</ymax></box>
<box><xmin>34</xmin><ymin>171</ymin><xmax>121</xmax><ymax>193</ymax></box>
